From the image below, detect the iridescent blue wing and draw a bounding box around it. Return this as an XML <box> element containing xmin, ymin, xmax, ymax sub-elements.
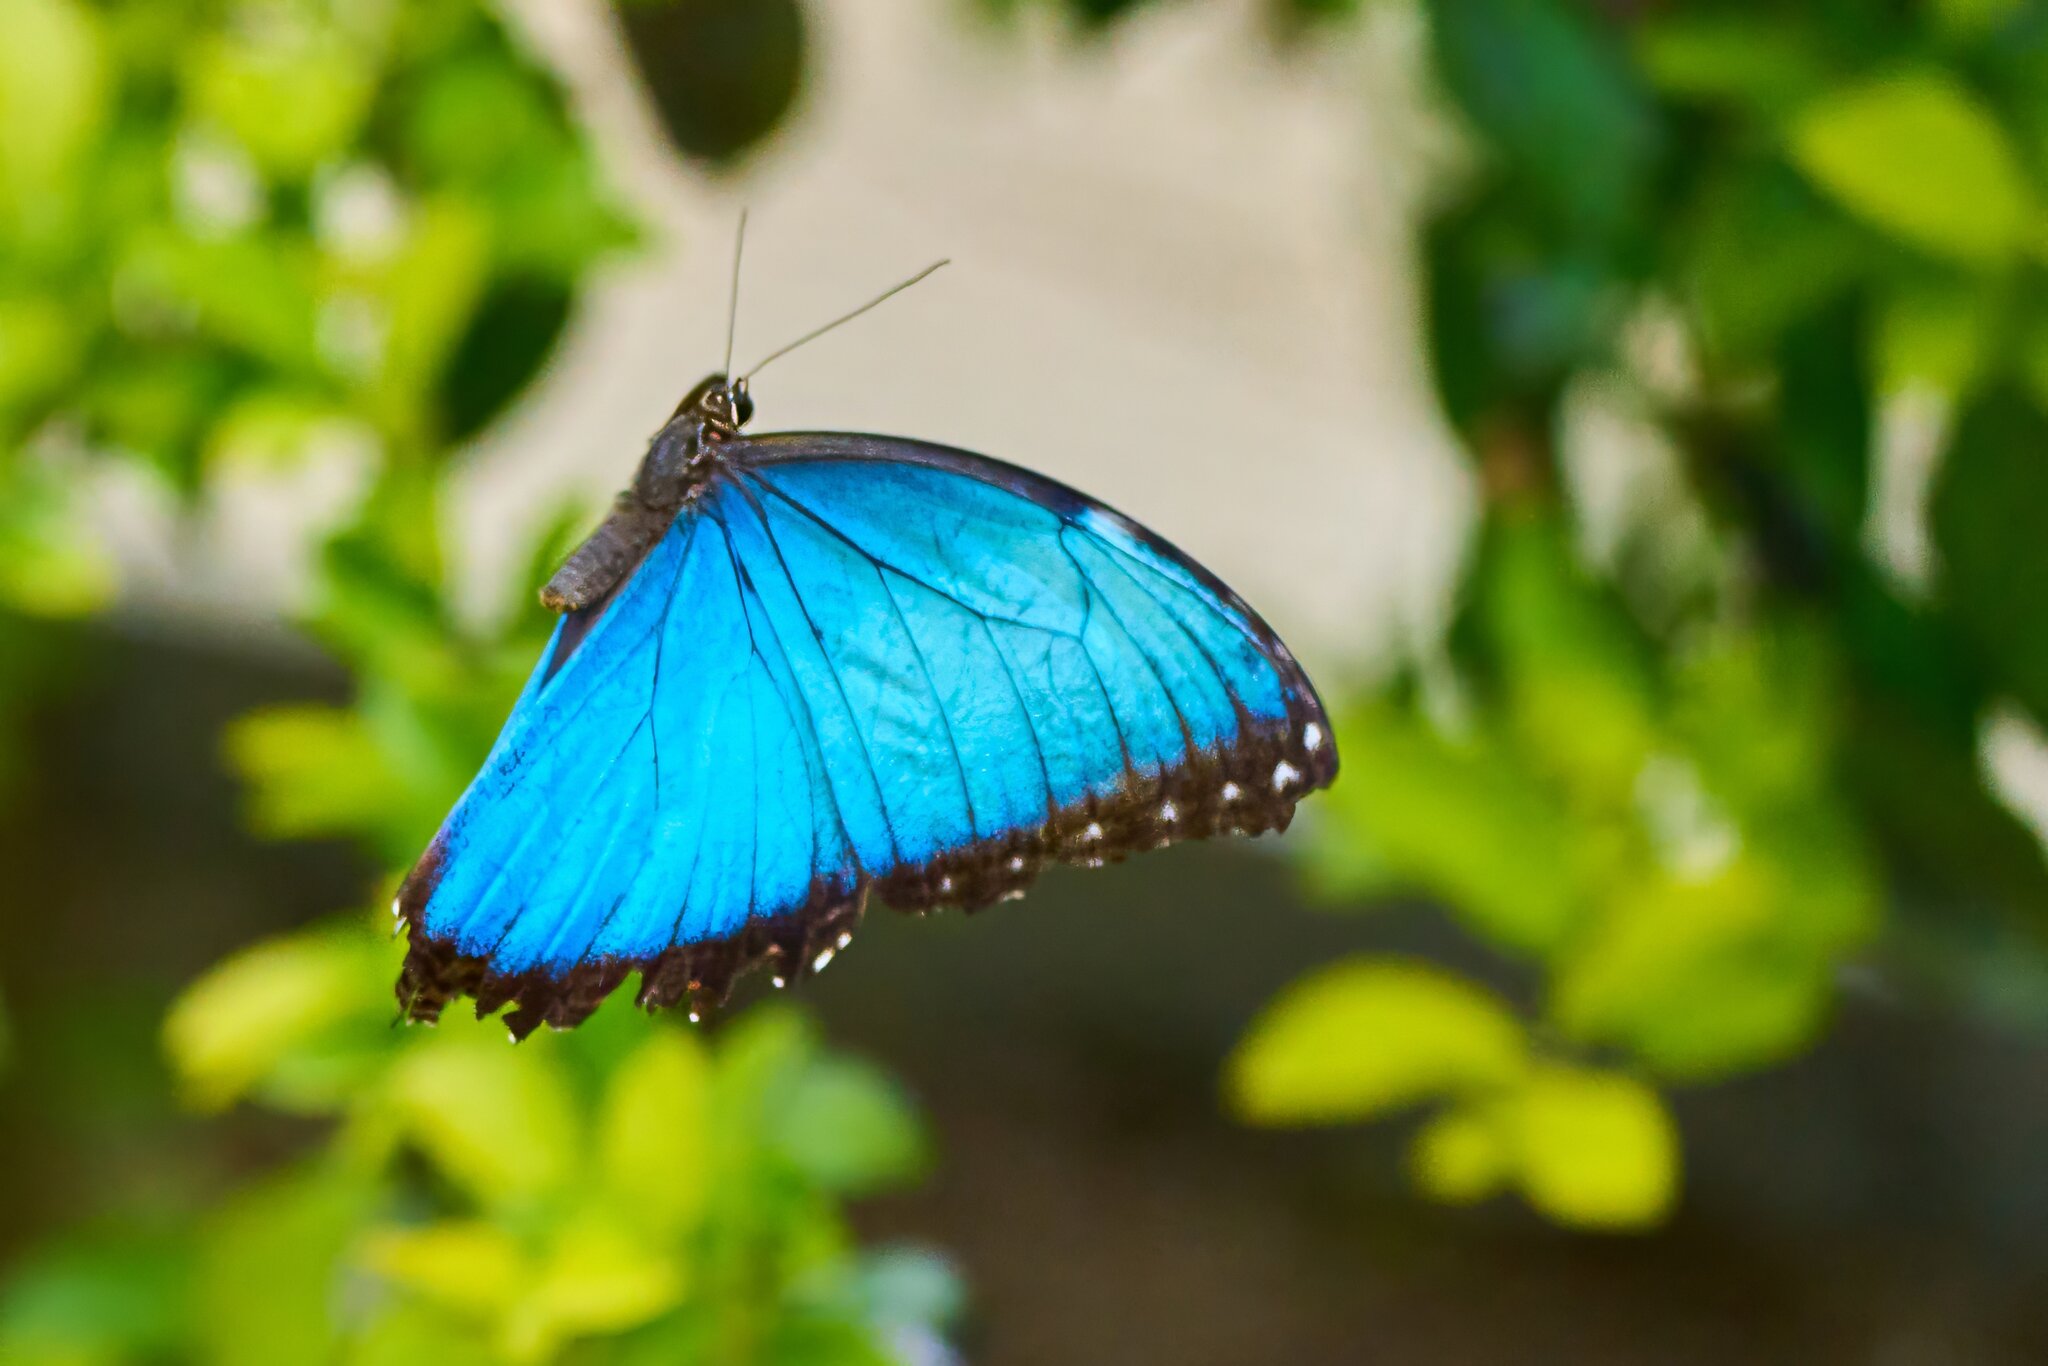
<box><xmin>397</xmin><ymin>434</ymin><xmax>1336</xmax><ymax>1034</ymax></box>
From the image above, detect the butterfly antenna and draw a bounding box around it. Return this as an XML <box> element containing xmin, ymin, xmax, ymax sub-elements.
<box><xmin>742</xmin><ymin>259</ymin><xmax>950</xmax><ymax>382</ymax></box>
<box><xmin>722</xmin><ymin>209</ymin><xmax>748</xmax><ymax>381</ymax></box>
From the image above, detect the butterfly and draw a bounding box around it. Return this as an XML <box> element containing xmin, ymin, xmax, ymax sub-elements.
<box><xmin>394</xmin><ymin>265</ymin><xmax>1338</xmax><ymax>1038</ymax></box>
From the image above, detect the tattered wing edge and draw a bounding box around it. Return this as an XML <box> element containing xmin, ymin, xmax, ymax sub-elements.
<box><xmin>393</xmin><ymin>709</ymin><xmax>1335</xmax><ymax>1039</ymax></box>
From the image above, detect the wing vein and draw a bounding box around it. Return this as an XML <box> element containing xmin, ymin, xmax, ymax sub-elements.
<box><xmin>724</xmin><ymin>475</ymin><xmax>905</xmax><ymax>867</ymax></box>
<box><xmin>747</xmin><ymin>469</ymin><xmax>1082</xmax><ymax>637</ymax></box>
<box><xmin>723</xmin><ymin>500</ymin><xmax>860</xmax><ymax>881</ymax></box>
<box><xmin>1077</xmin><ymin>525</ymin><xmax>1249</xmax><ymax>723</ymax></box>
<box><xmin>1061</xmin><ymin>534</ymin><xmax>1183</xmax><ymax>764</ymax></box>
<box><xmin>879</xmin><ymin>567</ymin><xmax>979</xmax><ymax>839</ymax></box>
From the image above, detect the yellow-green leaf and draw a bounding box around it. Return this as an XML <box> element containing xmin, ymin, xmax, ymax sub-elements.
<box><xmin>0</xmin><ymin>0</ymin><xmax>106</xmax><ymax>205</ymax></box>
<box><xmin>1550</xmin><ymin>860</ymin><xmax>1775</xmax><ymax>1046</ymax></box>
<box><xmin>1877</xmin><ymin>283</ymin><xmax>1995</xmax><ymax>397</ymax></box>
<box><xmin>188</xmin><ymin>22</ymin><xmax>374</xmax><ymax>179</ymax></box>
<box><xmin>1513</xmin><ymin>1066</ymin><xmax>1678</xmax><ymax>1229</ymax></box>
<box><xmin>164</xmin><ymin>927</ymin><xmax>376</xmax><ymax>1111</ymax></box>
<box><xmin>386</xmin><ymin>1034</ymin><xmax>579</xmax><ymax>1204</ymax></box>
<box><xmin>224</xmin><ymin>705</ymin><xmax>399</xmax><ymax>843</ymax></box>
<box><xmin>598</xmin><ymin>1031</ymin><xmax>712</xmax><ymax>1235</ymax></box>
<box><xmin>359</xmin><ymin>1221</ymin><xmax>527</xmax><ymax>1316</ymax></box>
<box><xmin>499</xmin><ymin>1220</ymin><xmax>684</xmax><ymax>1364</ymax></box>
<box><xmin>1408</xmin><ymin>1105</ymin><xmax>1510</xmax><ymax>1205</ymax></box>
<box><xmin>1226</xmin><ymin>959</ymin><xmax>1527</xmax><ymax>1125</ymax></box>
<box><xmin>195</xmin><ymin>1167</ymin><xmax>369</xmax><ymax>1366</ymax></box>
<box><xmin>1789</xmin><ymin>73</ymin><xmax>2031</xmax><ymax>266</ymax></box>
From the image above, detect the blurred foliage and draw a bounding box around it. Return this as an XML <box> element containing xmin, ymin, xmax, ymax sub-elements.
<box><xmin>1049</xmin><ymin>0</ymin><xmax>2048</xmax><ymax>1227</ymax></box>
<box><xmin>1</xmin><ymin>0</ymin><xmax>951</xmax><ymax>1361</ymax></box>
<box><xmin>6</xmin><ymin>960</ymin><xmax>950</xmax><ymax>1364</ymax></box>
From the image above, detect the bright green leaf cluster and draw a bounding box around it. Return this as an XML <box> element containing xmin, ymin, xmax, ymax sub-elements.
<box><xmin>0</xmin><ymin>0</ymin><xmax>632</xmax><ymax>601</ymax></box>
<box><xmin>3</xmin><ymin>912</ymin><xmax>956</xmax><ymax>1366</ymax></box>
<box><xmin>1230</xmin><ymin>958</ymin><xmax>1678</xmax><ymax>1230</ymax></box>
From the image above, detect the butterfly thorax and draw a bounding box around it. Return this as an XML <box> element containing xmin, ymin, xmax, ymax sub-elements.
<box><xmin>540</xmin><ymin>374</ymin><xmax>754</xmax><ymax>615</ymax></box>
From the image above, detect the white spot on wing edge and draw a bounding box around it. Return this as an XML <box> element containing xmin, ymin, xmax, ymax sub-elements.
<box><xmin>1222</xmin><ymin>781</ymin><xmax>1241</xmax><ymax>802</ymax></box>
<box><xmin>1160</xmin><ymin>799</ymin><xmax>1178</xmax><ymax>821</ymax></box>
<box><xmin>1007</xmin><ymin>855</ymin><xmax>1026</xmax><ymax>872</ymax></box>
<box><xmin>1273</xmin><ymin>760</ymin><xmax>1301</xmax><ymax>791</ymax></box>
<box><xmin>812</xmin><ymin>947</ymin><xmax>836</xmax><ymax>973</ymax></box>
<box><xmin>1304</xmin><ymin>722</ymin><xmax>1324</xmax><ymax>753</ymax></box>
<box><xmin>1083</xmin><ymin>821</ymin><xmax>1103</xmax><ymax>841</ymax></box>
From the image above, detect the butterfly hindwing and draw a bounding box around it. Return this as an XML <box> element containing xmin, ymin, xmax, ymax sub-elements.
<box><xmin>398</xmin><ymin>434</ymin><xmax>1336</xmax><ymax>1033</ymax></box>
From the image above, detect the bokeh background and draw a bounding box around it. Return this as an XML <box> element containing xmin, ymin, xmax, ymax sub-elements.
<box><xmin>5</xmin><ymin>0</ymin><xmax>2048</xmax><ymax>1361</ymax></box>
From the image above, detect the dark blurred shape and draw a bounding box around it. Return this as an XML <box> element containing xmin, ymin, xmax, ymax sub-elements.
<box><xmin>1934</xmin><ymin>388</ymin><xmax>2048</xmax><ymax>728</ymax></box>
<box><xmin>439</xmin><ymin>277</ymin><xmax>573</xmax><ymax>442</ymax></box>
<box><xmin>983</xmin><ymin>0</ymin><xmax>1361</xmax><ymax>38</ymax></box>
<box><xmin>616</xmin><ymin>0</ymin><xmax>806</xmax><ymax>168</ymax></box>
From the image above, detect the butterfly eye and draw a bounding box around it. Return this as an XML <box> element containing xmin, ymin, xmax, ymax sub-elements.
<box><xmin>730</xmin><ymin>385</ymin><xmax>754</xmax><ymax>427</ymax></box>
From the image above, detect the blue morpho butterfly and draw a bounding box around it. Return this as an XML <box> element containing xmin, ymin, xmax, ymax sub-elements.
<box><xmin>395</xmin><ymin>251</ymin><xmax>1338</xmax><ymax>1038</ymax></box>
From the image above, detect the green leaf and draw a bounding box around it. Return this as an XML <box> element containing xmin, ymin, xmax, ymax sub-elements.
<box><xmin>0</xmin><ymin>294</ymin><xmax>86</xmax><ymax>413</ymax></box>
<box><xmin>767</xmin><ymin>1056</ymin><xmax>929</xmax><ymax>1196</ymax></box>
<box><xmin>1602</xmin><ymin>951</ymin><xmax>1833</xmax><ymax>1081</ymax></box>
<box><xmin>1226</xmin><ymin>958</ymin><xmax>1527</xmax><ymax>1125</ymax></box>
<box><xmin>710</xmin><ymin>1004</ymin><xmax>818</xmax><ymax>1119</ymax></box>
<box><xmin>1932</xmin><ymin>0</ymin><xmax>2024</xmax><ymax>40</ymax></box>
<box><xmin>0</xmin><ymin>458</ymin><xmax>117</xmax><ymax>618</ymax></box>
<box><xmin>1634</xmin><ymin>15</ymin><xmax>1822</xmax><ymax>116</ymax></box>
<box><xmin>760</xmin><ymin>1312</ymin><xmax>897</xmax><ymax>1366</ymax></box>
<box><xmin>1551</xmin><ymin>861</ymin><xmax>1842</xmax><ymax>1079</ymax></box>
<box><xmin>124</xmin><ymin>229</ymin><xmax>325</xmax><ymax>374</ymax></box>
<box><xmin>204</xmin><ymin>389</ymin><xmax>369</xmax><ymax>471</ymax></box>
<box><xmin>1789</xmin><ymin>72</ymin><xmax>2032</xmax><ymax>266</ymax></box>
<box><xmin>1683</xmin><ymin>160</ymin><xmax>1866</xmax><ymax>360</ymax></box>
<box><xmin>194</xmin><ymin>1166</ymin><xmax>370</xmax><ymax>1366</ymax></box>
<box><xmin>1512</xmin><ymin>1066</ymin><xmax>1678</xmax><ymax>1229</ymax></box>
<box><xmin>1430</xmin><ymin>0</ymin><xmax>1660</xmax><ymax>240</ymax></box>
<box><xmin>372</xmin><ymin>197</ymin><xmax>489</xmax><ymax>430</ymax></box>
<box><xmin>163</xmin><ymin>926</ymin><xmax>381</xmax><ymax>1111</ymax></box>
<box><xmin>0</xmin><ymin>1224</ymin><xmax>190</xmax><ymax>1363</ymax></box>
<box><xmin>598</xmin><ymin>1030</ymin><xmax>713</xmax><ymax>1234</ymax></box>
<box><xmin>385</xmin><ymin>1032</ymin><xmax>580</xmax><ymax>1204</ymax></box>
<box><xmin>1307</xmin><ymin>703</ymin><xmax>1582</xmax><ymax>952</ymax></box>
<box><xmin>1481</xmin><ymin>515</ymin><xmax>1660</xmax><ymax>799</ymax></box>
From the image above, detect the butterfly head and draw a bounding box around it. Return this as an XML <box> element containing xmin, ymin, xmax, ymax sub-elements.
<box><xmin>672</xmin><ymin>373</ymin><xmax>754</xmax><ymax>439</ymax></box>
